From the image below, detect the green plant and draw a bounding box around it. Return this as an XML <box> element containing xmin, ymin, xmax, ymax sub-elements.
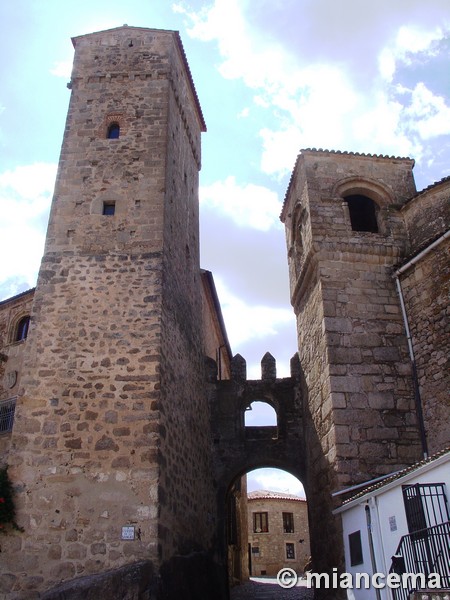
<box><xmin>0</xmin><ymin>467</ymin><xmax>21</xmax><ymax>533</ymax></box>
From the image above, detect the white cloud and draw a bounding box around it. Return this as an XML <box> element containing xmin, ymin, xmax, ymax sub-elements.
<box><xmin>180</xmin><ymin>0</ymin><xmax>449</xmax><ymax>180</ymax></box>
<box><xmin>405</xmin><ymin>83</ymin><xmax>450</xmax><ymax>140</ymax></box>
<box><xmin>0</xmin><ymin>163</ymin><xmax>56</xmax><ymax>299</ymax></box>
<box><xmin>50</xmin><ymin>60</ymin><xmax>73</xmax><ymax>78</ymax></box>
<box><xmin>177</xmin><ymin>0</ymin><xmax>297</xmax><ymax>93</ymax></box>
<box><xmin>247</xmin><ymin>468</ymin><xmax>305</xmax><ymax>497</ymax></box>
<box><xmin>200</xmin><ymin>176</ymin><xmax>282</xmax><ymax>231</ymax></box>
<box><xmin>214</xmin><ymin>278</ymin><xmax>293</xmax><ymax>348</ymax></box>
<box><xmin>378</xmin><ymin>24</ymin><xmax>445</xmax><ymax>82</ymax></box>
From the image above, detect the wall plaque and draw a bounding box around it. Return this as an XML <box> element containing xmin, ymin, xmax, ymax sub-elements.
<box><xmin>5</xmin><ymin>370</ymin><xmax>17</xmax><ymax>389</ymax></box>
<box><xmin>121</xmin><ymin>526</ymin><xmax>135</xmax><ymax>540</ymax></box>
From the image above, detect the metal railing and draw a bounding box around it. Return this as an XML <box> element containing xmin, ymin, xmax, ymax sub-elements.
<box><xmin>390</xmin><ymin>521</ymin><xmax>450</xmax><ymax>600</ymax></box>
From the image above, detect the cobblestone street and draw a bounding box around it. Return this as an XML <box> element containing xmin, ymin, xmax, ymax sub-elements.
<box><xmin>230</xmin><ymin>577</ymin><xmax>314</xmax><ymax>599</ymax></box>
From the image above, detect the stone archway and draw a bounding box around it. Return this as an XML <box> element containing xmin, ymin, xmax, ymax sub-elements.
<box><xmin>208</xmin><ymin>352</ymin><xmax>308</xmax><ymax>594</ymax></box>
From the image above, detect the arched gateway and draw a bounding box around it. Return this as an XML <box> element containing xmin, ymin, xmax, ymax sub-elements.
<box><xmin>209</xmin><ymin>351</ymin><xmax>306</xmax><ymax>528</ymax></box>
<box><xmin>208</xmin><ymin>352</ymin><xmax>317</xmax><ymax>594</ymax></box>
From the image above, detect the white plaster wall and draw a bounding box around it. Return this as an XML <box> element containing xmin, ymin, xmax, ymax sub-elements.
<box><xmin>375</xmin><ymin>460</ymin><xmax>449</xmax><ymax>575</ymax></box>
<box><xmin>339</xmin><ymin>456</ymin><xmax>449</xmax><ymax>600</ymax></box>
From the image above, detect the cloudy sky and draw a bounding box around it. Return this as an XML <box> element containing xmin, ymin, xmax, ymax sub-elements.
<box><xmin>1</xmin><ymin>0</ymin><xmax>449</xmax><ymax>496</ymax></box>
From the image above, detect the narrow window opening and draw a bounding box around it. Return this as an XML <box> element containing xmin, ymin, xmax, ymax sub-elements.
<box><xmin>16</xmin><ymin>316</ymin><xmax>30</xmax><ymax>341</ymax></box>
<box><xmin>349</xmin><ymin>530</ymin><xmax>363</xmax><ymax>566</ymax></box>
<box><xmin>253</xmin><ymin>512</ymin><xmax>269</xmax><ymax>533</ymax></box>
<box><xmin>107</xmin><ymin>122</ymin><xmax>120</xmax><ymax>139</ymax></box>
<box><xmin>345</xmin><ymin>194</ymin><xmax>379</xmax><ymax>233</ymax></box>
<box><xmin>283</xmin><ymin>512</ymin><xmax>295</xmax><ymax>533</ymax></box>
<box><xmin>286</xmin><ymin>542</ymin><xmax>296</xmax><ymax>559</ymax></box>
<box><xmin>103</xmin><ymin>201</ymin><xmax>116</xmax><ymax>216</ymax></box>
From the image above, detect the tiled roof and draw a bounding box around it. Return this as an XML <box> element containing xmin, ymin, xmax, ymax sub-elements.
<box><xmin>280</xmin><ymin>148</ymin><xmax>414</xmax><ymax>219</ymax></box>
<box><xmin>247</xmin><ymin>490</ymin><xmax>306</xmax><ymax>502</ymax></box>
<box><xmin>0</xmin><ymin>287</ymin><xmax>35</xmax><ymax>306</ymax></box>
<box><xmin>410</xmin><ymin>174</ymin><xmax>450</xmax><ymax>199</ymax></box>
<box><xmin>300</xmin><ymin>148</ymin><xmax>413</xmax><ymax>161</ymax></box>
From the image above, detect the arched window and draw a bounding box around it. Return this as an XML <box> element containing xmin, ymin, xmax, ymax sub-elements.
<box><xmin>16</xmin><ymin>316</ymin><xmax>30</xmax><ymax>341</ymax></box>
<box><xmin>245</xmin><ymin>400</ymin><xmax>278</xmax><ymax>440</ymax></box>
<box><xmin>345</xmin><ymin>194</ymin><xmax>379</xmax><ymax>233</ymax></box>
<box><xmin>107</xmin><ymin>122</ymin><xmax>120</xmax><ymax>139</ymax></box>
<box><xmin>244</xmin><ymin>401</ymin><xmax>277</xmax><ymax>427</ymax></box>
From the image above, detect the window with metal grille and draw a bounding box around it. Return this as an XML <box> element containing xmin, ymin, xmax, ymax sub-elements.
<box><xmin>403</xmin><ymin>483</ymin><xmax>449</xmax><ymax>535</ymax></box>
<box><xmin>253</xmin><ymin>512</ymin><xmax>268</xmax><ymax>533</ymax></box>
<box><xmin>0</xmin><ymin>398</ymin><xmax>16</xmax><ymax>434</ymax></box>
<box><xmin>283</xmin><ymin>511</ymin><xmax>295</xmax><ymax>533</ymax></box>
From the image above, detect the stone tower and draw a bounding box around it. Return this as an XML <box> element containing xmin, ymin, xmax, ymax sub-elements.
<box><xmin>5</xmin><ymin>26</ymin><xmax>220</xmax><ymax>598</ymax></box>
<box><xmin>280</xmin><ymin>149</ymin><xmax>424</xmax><ymax>578</ymax></box>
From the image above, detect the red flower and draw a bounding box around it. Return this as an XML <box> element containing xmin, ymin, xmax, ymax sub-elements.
<box><xmin>0</xmin><ymin>498</ymin><xmax>5</xmax><ymax>503</ymax></box>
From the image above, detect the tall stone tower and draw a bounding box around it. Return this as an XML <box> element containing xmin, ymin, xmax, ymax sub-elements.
<box><xmin>280</xmin><ymin>149</ymin><xmax>424</xmax><ymax>578</ymax></box>
<box><xmin>6</xmin><ymin>26</ymin><xmax>219</xmax><ymax>598</ymax></box>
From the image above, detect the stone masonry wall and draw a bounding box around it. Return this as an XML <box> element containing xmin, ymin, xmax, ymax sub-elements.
<box><xmin>399</xmin><ymin>239</ymin><xmax>450</xmax><ymax>454</ymax></box>
<box><xmin>281</xmin><ymin>157</ymin><xmax>340</xmax><ymax>581</ymax></box>
<box><xmin>0</xmin><ymin>290</ymin><xmax>34</xmax><ymax>465</ymax></box>
<box><xmin>247</xmin><ymin>495</ymin><xmax>310</xmax><ymax>577</ymax></box>
<box><xmin>156</xmin><ymin>46</ymin><xmax>217</xmax><ymax>563</ymax></box>
<box><xmin>398</xmin><ymin>180</ymin><xmax>450</xmax><ymax>454</ymax></box>
<box><xmin>283</xmin><ymin>152</ymin><xmax>423</xmax><ymax>487</ymax></box>
<box><xmin>1</xmin><ymin>27</ymin><xmax>217</xmax><ymax>599</ymax></box>
<box><xmin>281</xmin><ymin>150</ymin><xmax>424</xmax><ymax>597</ymax></box>
<box><xmin>401</xmin><ymin>181</ymin><xmax>450</xmax><ymax>252</ymax></box>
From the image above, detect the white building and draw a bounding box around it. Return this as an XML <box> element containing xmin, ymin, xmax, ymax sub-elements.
<box><xmin>333</xmin><ymin>448</ymin><xmax>450</xmax><ymax>600</ymax></box>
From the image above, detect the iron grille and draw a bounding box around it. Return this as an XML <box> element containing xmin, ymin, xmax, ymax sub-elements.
<box><xmin>0</xmin><ymin>397</ymin><xmax>17</xmax><ymax>434</ymax></box>
<box><xmin>390</xmin><ymin>521</ymin><xmax>450</xmax><ymax>600</ymax></box>
<box><xmin>403</xmin><ymin>483</ymin><xmax>450</xmax><ymax>535</ymax></box>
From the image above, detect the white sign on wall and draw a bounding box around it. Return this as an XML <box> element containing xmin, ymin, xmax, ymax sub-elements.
<box><xmin>121</xmin><ymin>526</ymin><xmax>135</xmax><ymax>540</ymax></box>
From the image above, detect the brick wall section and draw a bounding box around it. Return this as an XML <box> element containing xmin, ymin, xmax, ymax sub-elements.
<box><xmin>2</xmin><ymin>27</ymin><xmax>216</xmax><ymax>598</ymax></box>
<box><xmin>247</xmin><ymin>493</ymin><xmax>310</xmax><ymax>576</ymax></box>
